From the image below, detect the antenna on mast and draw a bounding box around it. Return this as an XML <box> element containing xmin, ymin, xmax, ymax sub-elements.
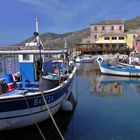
<box><xmin>33</xmin><ymin>16</ymin><xmax>43</xmax><ymax>47</ymax></box>
<box><xmin>36</xmin><ymin>16</ymin><xmax>39</xmax><ymax>33</ymax></box>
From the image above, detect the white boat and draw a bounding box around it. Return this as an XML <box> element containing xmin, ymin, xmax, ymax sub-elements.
<box><xmin>74</xmin><ymin>55</ymin><xmax>96</xmax><ymax>63</ymax></box>
<box><xmin>97</xmin><ymin>57</ymin><xmax>140</xmax><ymax>76</ymax></box>
<box><xmin>118</xmin><ymin>61</ymin><xmax>140</xmax><ymax>69</ymax></box>
<box><xmin>118</xmin><ymin>51</ymin><xmax>140</xmax><ymax>69</ymax></box>
<box><xmin>0</xmin><ymin>18</ymin><xmax>77</xmax><ymax>131</ymax></box>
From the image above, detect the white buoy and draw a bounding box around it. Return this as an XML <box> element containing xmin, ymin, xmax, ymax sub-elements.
<box><xmin>69</xmin><ymin>60</ymin><xmax>74</xmax><ymax>66</ymax></box>
<box><xmin>61</xmin><ymin>100</ymin><xmax>73</xmax><ymax>112</ymax></box>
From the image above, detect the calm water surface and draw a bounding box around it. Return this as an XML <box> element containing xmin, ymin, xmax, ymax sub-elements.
<box><xmin>65</xmin><ymin>61</ymin><xmax>140</xmax><ymax>140</ymax></box>
<box><xmin>1</xmin><ymin>57</ymin><xmax>140</xmax><ymax>140</ymax></box>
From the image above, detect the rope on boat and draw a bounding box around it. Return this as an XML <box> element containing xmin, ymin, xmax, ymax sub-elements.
<box><xmin>23</xmin><ymin>95</ymin><xmax>47</xmax><ymax>140</ymax></box>
<box><xmin>38</xmin><ymin>45</ymin><xmax>64</xmax><ymax>140</ymax></box>
<box><xmin>34</xmin><ymin>17</ymin><xmax>64</xmax><ymax>140</ymax></box>
<box><xmin>39</xmin><ymin>78</ymin><xmax>65</xmax><ymax>140</ymax></box>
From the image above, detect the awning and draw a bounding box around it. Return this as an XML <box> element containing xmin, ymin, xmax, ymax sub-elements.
<box><xmin>95</xmin><ymin>40</ymin><xmax>126</xmax><ymax>44</ymax></box>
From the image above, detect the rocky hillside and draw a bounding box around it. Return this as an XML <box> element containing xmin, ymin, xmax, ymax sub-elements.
<box><xmin>18</xmin><ymin>16</ymin><xmax>140</xmax><ymax>49</ymax></box>
<box><xmin>124</xmin><ymin>16</ymin><xmax>140</xmax><ymax>31</ymax></box>
<box><xmin>19</xmin><ymin>28</ymin><xmax>90</xmax><ymax>49</ymax></box>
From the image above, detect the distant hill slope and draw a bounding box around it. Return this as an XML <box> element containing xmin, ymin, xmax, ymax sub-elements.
<box><xmin>19</xmin><ymin>28</ymin><xmax>90</xmax><ymax>49</ymax></box>
<box><xmin>124</xmin><ymin>16</ymin><xmax>140</xmax><ymax>31</ymax></box>
<box><xmin>19</xmin><ymin>16</ymin><xmax>140</xmax><ymax>49</ymax></box>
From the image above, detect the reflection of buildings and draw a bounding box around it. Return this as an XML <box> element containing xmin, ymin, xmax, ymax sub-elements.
<box><xmin>128</xmin><ymin>84</ymin><xmax>140</xmax><ymax>94</ymax></box>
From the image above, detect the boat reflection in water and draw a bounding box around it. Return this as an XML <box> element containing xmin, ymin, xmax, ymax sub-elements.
<box><xmin>91</xmin><ymin>75</ymin><xmax>140</xmax><ymax>97</ymax></box>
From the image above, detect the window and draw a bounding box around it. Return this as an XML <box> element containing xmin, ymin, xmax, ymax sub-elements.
<box><xmin>119</xmin><ymin>37</ymin><xmax>124</xmax><ymax>40</ymax></box>
<box><xmin>135</xmin><ymin>53</ymin><xmax>140</xmax><ymax>58</ymax></box>
<box><xmin>111</xmin><ymin>26</ymin><xmax>114</xmax><ymax>30</ymax></box>
<box><xmin>104</xmin><ymin>37</ymin><xmax>110</xmax><ymax>40</ymax></box>
<box><xmin>23</xmin><ymin>54</ymin><xmax>30</xmax><ymax>60</ymax></box>
<box><xmin>112</xmin><ymin>37</ymin><xmax>117</xmax><ymax>40</ymax></box>
<box><xmin>119</xmin><ymin>26</ymin><xmax>122</xmax><ymax>30</ymax></box>
<box><xmin>94</xmin><ymin>26</ymin><xmax>97</xmax><ymax>31</ymax></box>
<box><xmin>94</xmin><ymin>35</ymin><xmax>97</xmax><ymax>39</ymax></box>
<box><xmin>102</xmin><ymin>26</ymin><xmax>105</xmax><ymax>30</ymax></box>
<box><xmin>133</xmin><ymin>35</ymin><xmax>136</xmax><ymax>38</ymax></box>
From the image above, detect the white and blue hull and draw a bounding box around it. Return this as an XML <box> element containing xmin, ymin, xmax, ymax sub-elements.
<box><xmin>99</xmin><ymin>66</ymin><xmax>140</xmax><ymax>76</ymax></box>
<box><xmin>97</xmin><ymin>57</ymin><xmax>140</xmax><ymax>77</ymax></box>
<box><xmin>0</xmin><ymin>67</ymin><xmax>76</xmax><ymax>131</ymax></box>
<box><xmin>118</xmin><ymin>62</ymin><xmax>140</xmax><ymax>69</ymax></box>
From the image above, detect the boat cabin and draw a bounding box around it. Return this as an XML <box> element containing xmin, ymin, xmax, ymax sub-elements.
<box><xmin>18</xmin><ymin>53</ymin><xmax>54</xmax><ymax>85</ymax></box>
<box><xmin>129</xmin><ymin>52</ymin><xmax>140</xmax><ymax>65</ymax></box>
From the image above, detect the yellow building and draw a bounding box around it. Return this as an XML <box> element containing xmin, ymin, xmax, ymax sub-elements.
<box><xmin>125</xmin><ymin>30</ymin><xmax>139</xmax><ymax>49</ymax></box>
<box><xmin>94</xmin><ymin>33</ymin><xmax>127</xmax><ymax>54</ymax></box>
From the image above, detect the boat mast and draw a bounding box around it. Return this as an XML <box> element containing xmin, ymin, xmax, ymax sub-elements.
<box><xmin>33</xmin><ymin>16</ymin><xmax>43</xmax><ymax>80</ymax></box>
<box><xmin>34</xmin><ymin>17</ymin><xmax>65</xmax><ymax>140</ymax></box>
<box><xmin>34</xmin><ymin>16</ymin><xmax>43</xmax><ymax>47</ymax></box>
<box><xmin>36</xmin><ymin>16</ymin><xmax>39</xmax><ymax>33</ymax></box>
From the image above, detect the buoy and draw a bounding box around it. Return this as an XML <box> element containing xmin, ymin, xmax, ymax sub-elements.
<box><xmin>61</xmin><ymin>100</ymin><xmax>73</xmax><ymax>112</ymax></box>
<box><xmin>69</xmin><ymin>61</ymin><xmax>74</xmax><ymax>66</ymax></box>
<box><xmin>114</xmin><ymin>82</ymin><xmax>118</xmax><ymax>89</ymax></box>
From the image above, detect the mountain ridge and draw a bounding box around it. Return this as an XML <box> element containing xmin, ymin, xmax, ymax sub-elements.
<box><xmin>19</xmin><ymin>16</ymin><xmax>140</xmax><ymax>49</ymax></box>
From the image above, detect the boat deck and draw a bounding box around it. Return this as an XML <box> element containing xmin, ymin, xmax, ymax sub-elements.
<box><xmin>0</xmin><ymin>87</ymin><xmax>39</xmax><ymax>97</ymax></box>
<box><xmin>1</xmin><ymin>89</ymin><xmax>28</xmax><ymax>97</ymax></box>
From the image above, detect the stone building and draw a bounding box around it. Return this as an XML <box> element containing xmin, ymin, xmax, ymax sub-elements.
<box><xmin>77</xmin><ymin>19</ymin><xmax>133</xmax><ymax>54</ymax></box>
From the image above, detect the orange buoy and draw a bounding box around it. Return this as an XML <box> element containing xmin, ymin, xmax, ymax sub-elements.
<box><xmin>114</xmin><ymin>82</ymin><xmax>118</xmax><ymax>89</ymax></box>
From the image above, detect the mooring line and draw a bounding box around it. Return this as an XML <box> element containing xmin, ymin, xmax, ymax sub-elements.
<box><xmin>39</xmin><ymin>82</ymin><xmax>65</xmax><ymax>140</ymax></box>
<box><xmin>23</xmin><ymin>95</ymin><xmax>47</xmax><ymax>140</ymax></box>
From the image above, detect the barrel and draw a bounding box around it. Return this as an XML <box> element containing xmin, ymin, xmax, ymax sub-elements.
<box><xmin>4</xmin><ymin>74</ymin><xmax>14</xmax><ymax>84</ymax></box>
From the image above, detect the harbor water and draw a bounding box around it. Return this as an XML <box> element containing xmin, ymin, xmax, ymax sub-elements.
<box><xmin>65</xmin><ymin>62</ymin><xmax>140</xmax><ymax>140</ymax></box>
<box><xmin>1</xmin><ymin>57</ymin><xmax>140</xmax><ymax>140</ymax></box>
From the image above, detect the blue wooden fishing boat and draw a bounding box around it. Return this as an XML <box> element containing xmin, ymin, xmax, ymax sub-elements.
<box><xmin>97</xmin><ymin>57</ymin><xmax>140</xmax><ymax>76</ymax></box>
<box><xmin>0</xmin><ymin>18</ymin><xmax>77</xmax><ymax>131</ymax></box>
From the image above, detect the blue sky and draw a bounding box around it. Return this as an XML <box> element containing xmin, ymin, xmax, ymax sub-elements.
<box><xmin>0</xmin><ymin>0</ymin><xmax>140</xmax><ymax>46</ymax></box>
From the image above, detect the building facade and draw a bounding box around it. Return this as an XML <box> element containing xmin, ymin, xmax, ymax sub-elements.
<box><xmin>125</xmin><ymin>30</ymin><xmax>139</xmax><ymax>50</ymax></box>
<box><xmin>133</xmin><ymin>36</ymin><xmax>140</xmax><ymax>53</ymax></box>
<box><xmin>77</xmin><ymin>19</ymin><xmax>138</xmax><ymax>54</ymax></box>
